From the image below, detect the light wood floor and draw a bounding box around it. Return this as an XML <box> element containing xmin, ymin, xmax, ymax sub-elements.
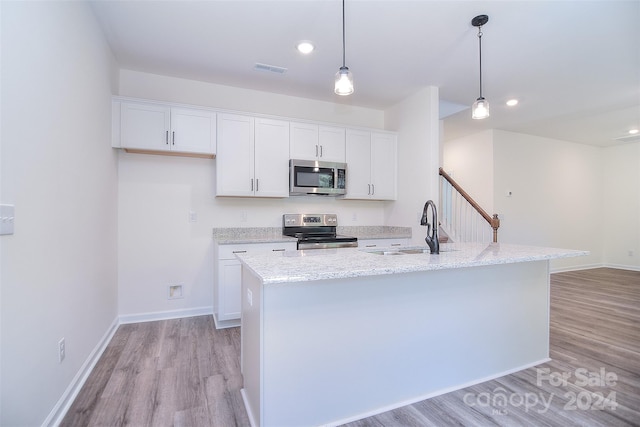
<box><xmin>62</xmin><ymin>268</ymin><xmax>640</xmax><ymax>426</ymax></box>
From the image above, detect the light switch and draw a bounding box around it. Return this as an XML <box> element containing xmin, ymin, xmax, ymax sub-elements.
<box><xmin>0</xmin><ymin>204</ymin><xmax>15</xmax><ymax>235</ymax></box>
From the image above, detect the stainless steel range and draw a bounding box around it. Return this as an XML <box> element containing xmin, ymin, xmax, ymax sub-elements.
<box><xmin>283</xmin><ymin>214</ymin><xmax>358</xmax><ymax>250</ymax></box>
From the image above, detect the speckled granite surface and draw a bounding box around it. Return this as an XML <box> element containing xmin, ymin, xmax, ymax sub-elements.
<box><xmin>235</xmin><ymin>242</ymin><xmax>589</xmax><ymax>284</ymax></box>
<box><xmin>212</xmin><ymin>227</ymin><xmax>296</xmax><ymax>244</ymax></box>
<box><xmin>212</xmin><ymin>226</ymin><xmax>411</xmax><ymax>244</ymax></box>
<box><xmin>339</xmin><ymin>226</ymin><xmax>411</xmax><ymax>240</ymax></box>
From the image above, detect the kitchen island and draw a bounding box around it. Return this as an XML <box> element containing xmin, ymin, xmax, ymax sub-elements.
<box><xmin>237</xmin><ymin>243</ymin><xmax>587</xmax><ymax>427</ymax></box>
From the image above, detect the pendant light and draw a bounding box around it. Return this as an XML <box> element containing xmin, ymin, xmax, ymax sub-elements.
<box><xmin>334</xmin><ymin>0</ymin><xmax>354</xmax><ymax>95</ymax></box>
<box><xmin>471</xmin><ymin>15</ymin><xmax>489</xmax><ymax>119</ymax></box>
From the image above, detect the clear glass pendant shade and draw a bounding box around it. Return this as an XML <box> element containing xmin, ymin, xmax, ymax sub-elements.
<box><xmin>472</xmin><ymin>97</ymin><xmax>490</xmax><ymax>120</ymax></box>
<box><xmin>334</xmin><ymin>66</ymin><xmax>354</xmax><ymax>96</ymax></box>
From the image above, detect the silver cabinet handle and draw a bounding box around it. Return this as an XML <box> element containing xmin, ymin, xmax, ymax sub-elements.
<box><xmin>315</xmin><ymin>145</ymin><xmax>318</xmax><ymax>157</ymax></box>
<box><xmin>272</xmin><ymin>248</ymin><xmax>286</xmax><ymax>252</ymax></box>
<box><xmin>172</xmin><ymin>131</ymin><xmax>175</xmax><ymax>145</ymax></box>
<box><xmin>368</xmin><ymin>184</ymin><xmax>371</xmax><ymax>195</ymax></box>
<box><xmin>232</xmin><ymin>250</ymin><xmax>247</xmax><ymax>254</ymax></box>
<box><xmin>256</xmin><ymin>179</ymin><xmax>259</xmax><ymax>192</ymax></box>
<box><xmin>251</xmin><ymin>179</ymin><xmax>254</xmax><ymax>191</ymax></box>
<box><xmin>371</xmin><ymin>184</ymin><xmax>375</xmax><ymax>195</ymax></box>
<box><xmin>165</xmin><ymin>131</ymin><xmax>169</xmax><ymax>145</ymax></box>
<box><xmin>320</xmin><ymin>145</ymin><xmax>323</xmax><ymax>157</ymax></box>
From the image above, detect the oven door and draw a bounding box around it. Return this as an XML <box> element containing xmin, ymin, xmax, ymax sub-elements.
<box><xmin>290</xmin><ymin>159</ymin><xmax>346</xmax><ymax>196</ymax></box>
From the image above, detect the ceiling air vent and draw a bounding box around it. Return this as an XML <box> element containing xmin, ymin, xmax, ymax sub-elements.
<box><xmin>254</xmin><ymin>63</ymin><xmax>288</xmax><ymax>74</ymax></box>
<box><xmin>614</xmin><ymin>134</ymin><xmax>640</xmax><ymax>144</ymax></box>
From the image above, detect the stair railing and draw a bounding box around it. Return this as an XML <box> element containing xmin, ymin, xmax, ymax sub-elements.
<box><xmin>439</xmin><ymin>168</ymin><xmax>500</xmax><ymax>243</ymax></box>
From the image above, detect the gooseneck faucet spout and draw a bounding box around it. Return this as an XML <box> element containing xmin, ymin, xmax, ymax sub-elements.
<box><xmin>420</xmin><ymin>200</ymin><xmax>440</xmax><ymax>254</ymax></box>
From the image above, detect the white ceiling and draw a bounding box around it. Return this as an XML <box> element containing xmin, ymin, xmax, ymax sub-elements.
<box><xmin>89</xmin><ymin>0</ymin><xmax>640</xmax><ymax>147</ymax></box>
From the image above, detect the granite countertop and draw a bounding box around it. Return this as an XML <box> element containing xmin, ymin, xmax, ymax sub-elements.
<box><xmin>212</xmin><ymin>226</ymin><xmax>411</xmax><ymax>244</ymax></box>
<box><xmin>235</xmin><ymin>242</ymin><xmax>589</xmax><ymax>284</ymax></box>
<box><xmin>339</xmin><ymin>226</ymin><xmax>411</xmax><ymax>240</ymax></box>
<box><xmin>212</xmin><ymin>227</ymin><xmax>296</xmax><ymax>244</ymax></box>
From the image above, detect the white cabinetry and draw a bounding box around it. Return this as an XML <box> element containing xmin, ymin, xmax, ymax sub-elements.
<box><xmin>290</xmin><ymin>122</ymin><xmax>345</xmax><ymax>163</ymax></box>
<box><xmin>213</xmin><ymin>241</ymin><xmax>296</xmax><ymax>328</ymax></box>
<box><xmin>119</xmin><ymin>101</ymin><xmax>216</xmax><ymax>156</ymax></box>
<box><xmin>345</xmin><ymin>130</ymin><xmax>397</xmax><ymax>200</ymax></box>
<box><xmin>216</xmin><ymin>114</ymin><xmax>289</xmax><ymax>197</ymax></box>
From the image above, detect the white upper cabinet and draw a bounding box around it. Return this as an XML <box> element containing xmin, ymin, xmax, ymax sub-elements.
<box><xmin>216</xmin><ymin>114</ymin><xmax>289</xmax><ymax>198</ymax></box>
<box><xmin>119</xmin><ymin>100</ymin><xmax>216</xmax><ymax>156</ymax></box>
<box><xmin>290</xmin><ymin>122</ymin><xmax>345</xmax><ymax>163</ymax></box>
<box><xmin>120</xmin><ymin>102</ymin><xmax>171</xmax><ymax>151</ymax></box>
<box><xmin>370</xmin><ymin>132</ymin><xmax>397</xmax><ymax>200</ymax></box>
<box><xmin>344</xmin><ymin>129</ymin><xmax>397</xmax><ymax>200</ymax></box>
<box><xmin>254</xmin><ymin>118</ymin><xmax>290</xmax><ymax>197</ymax></box>
<box><xmin>216</xmin><ymin>114</ymin><xmax>255</xmax><ymax>197</ymax></box>
<box><xmin>170</xmin><ymin>107</ymin><xmax>217</xmax><ymax>154</ymax></box>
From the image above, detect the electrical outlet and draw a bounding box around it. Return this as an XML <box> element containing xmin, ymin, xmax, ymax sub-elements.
<box><xmin>58</xmin><ymin>338</ymin><xmax>65</xmax><ymax>363</ymax></box>
<box><xmin>168</xmin><ymin>284</ymin><xmax>183</xmax><ymax>299</ymax></box>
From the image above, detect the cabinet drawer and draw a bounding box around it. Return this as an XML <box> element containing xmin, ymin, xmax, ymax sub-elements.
<box><xmin>217</xmin><ymin>241</ymin><xmax>296</xmax><ymax>259</ymax></box>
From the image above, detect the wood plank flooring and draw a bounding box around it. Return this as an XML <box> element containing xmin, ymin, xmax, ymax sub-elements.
<box><xmin>61</xmin><ymin>268</ymin><xmax>640</xmax><ymax>426</ymax></box>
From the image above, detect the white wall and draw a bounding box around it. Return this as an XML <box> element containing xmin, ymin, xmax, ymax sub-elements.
<box><xmin>602</xmin><ymin>142</ymin><xmax>640</xmax><ymax>270</ymax></box>
<box><xmin>116</xmin><ymin>71</ymin><xmax>396</xmax><ymax>317</ymax></box>
<box><xmin>0</xmin><ymin>2</ymin><xmax>118</xmax><ymax>426</ymax></box>
<box><xmin>385</xmin><ymin>87</ymin><xmax>440</xmax><ymax>245</ymax></box>
<box><xmin>493</xmin><ymin>130</ymin><xmax>603</xmax><ymax>270</ymax></box>
<box><xmin>442</xmin><ymin>129</ymin><xmax>494</xmax><ymax>211</ymax></box>
<box><xmin>445</xmin><ymin>129</ymin><xmax>604</xmax><ymax>271</ymax></box>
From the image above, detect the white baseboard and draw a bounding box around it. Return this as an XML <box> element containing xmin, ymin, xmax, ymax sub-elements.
<box><xmin>603</xmin><ymin>263</ymin><xmax>640</xmax><ymax>272</ymax></box>
<box><xmin>44</xmin><ymin>316</ymin><xmax>119</xmax><ymax>427</ymax></box>
<box><xmin>118</xmin><ymin>306</ymin><xmax>213</xmax><ymax>324</ymax></box>
<box><xmin>550</xmin><ymin>262</ymin><xmax>603</xmax><ymax>273</ymax></box>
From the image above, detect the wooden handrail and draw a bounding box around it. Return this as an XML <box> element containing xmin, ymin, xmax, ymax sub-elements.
<box><xmin>439</xmin><ymin>167</ymin><xmax>500</xmax><ymax>242</ymax></box>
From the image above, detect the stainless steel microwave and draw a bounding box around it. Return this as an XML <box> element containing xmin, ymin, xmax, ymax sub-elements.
<box><xmin>289</xmin><ymin>159</ymin><xmax>347</xmax><ymax>196</ymax></box>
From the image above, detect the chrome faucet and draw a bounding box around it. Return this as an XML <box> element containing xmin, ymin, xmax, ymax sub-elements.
<box><xmin>420</xmin><ymin>200</ymin><xmax>440</xmax><ymax>254</ymax></box>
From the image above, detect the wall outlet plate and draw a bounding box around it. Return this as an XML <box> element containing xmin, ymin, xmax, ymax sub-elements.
<box><xmin>168</xmin><ymin>285</ymin><xmax>184</xmax><ymax>299</ymax></box>
<box><xmin>0</xmin><ymin>204</ymin><xmax>15</xmax><ymax>235</ymax></box>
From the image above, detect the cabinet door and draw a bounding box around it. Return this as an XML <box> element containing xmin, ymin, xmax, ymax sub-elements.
<box><xmin>218</xmin><ymin>260</ymin><xmax>242</xmax><ymax>321</ymax></box>
<box><xmin>120</xmin><ymin>102</ymin><xmax>171</xmax><ymax>151</ymax></box>
<box><xmin>370</xmin><ymin>133</ymin><xmax>397</xmax><ymax>200</ymax></box>
<box><xmin>216</xmin><ymin>114</ymin><xmax>255</xmax><ymax>196</ymax></box>
<box><xmin>344</xmin><ymin>129</ymin><xmax>372</xmax><ymax>199</ymax></box>
<box><xmin>289</xmin><ymin>122</ymin><xmax>319</xmax><ymax>160</ymax></box>
<box><xmin>318</xmin><ymin>126</ymin><xmax>346</xmax><ymax>162</ymax></box>
<box><xmin>170</xmin><ymin>107</ymin><xmax>216</xmax><ymax>154</ymax></box>
<box><xmin>254</xmin><ymin>118</ymin><xmax>290</xmax><ymax>197</ymax></box>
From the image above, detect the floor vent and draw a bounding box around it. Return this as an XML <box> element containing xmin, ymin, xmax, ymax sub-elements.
<box><xmin>254</xmin><ymin>63</ymin><xmax>288</xmax><ymax>74</ymax></box>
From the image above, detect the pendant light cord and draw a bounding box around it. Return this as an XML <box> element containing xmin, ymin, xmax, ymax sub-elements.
<box><xmin>342</xmin><ymin>0</ymin><xmax>346</xmax><ymax>67</ymax></box>
<box><xmin>477</xmin><ymin>26</ymin><xmax>483</xmax><ymax>99</ymax></box>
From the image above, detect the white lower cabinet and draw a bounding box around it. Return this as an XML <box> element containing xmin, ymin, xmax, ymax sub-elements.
<box><xmin>213</xmin><ymin>241</ymin><xmax>296</xmax><ymax>328</ymax></box>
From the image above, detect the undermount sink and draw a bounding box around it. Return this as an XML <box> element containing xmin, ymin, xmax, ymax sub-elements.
<box><xmin>365</xmin><ymin>247</ymin><xmax>459</xmax><ymax>255</ymax></box>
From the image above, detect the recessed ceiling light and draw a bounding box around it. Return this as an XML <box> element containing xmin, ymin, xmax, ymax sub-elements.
<box><xmin>506</xmin><ymin>99</ymin><xmax>519</xmax><ymax>107</ymax></box>
<box><xmin>296</xmin><ymin>41</ymin><xmax>314</xmax><ymax>54</ymax></box>
<box><xmin>629</xmin><ymin>129</ymin><xmax>639</xmax><ymax>135</ymax></box>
